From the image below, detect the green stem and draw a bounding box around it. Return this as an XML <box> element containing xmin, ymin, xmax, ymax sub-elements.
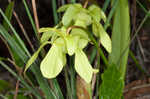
<box><xmin>89</xmin><ymin>47</ymin><xmax>97</xmax><ymax>64</ymax></box>
<box><xmin>52</xmin><ymin>0</ymin><xmax>59</xmax><ymax>24</ymax></box>
<box><xmin>64</xmin><ymin>67</ymin><xmax>72</xmax><ymax>99</ymax></box>
<box><xmin>87</xmin><ymin>29</ymin><xmax>109</xmax><ymax>66</ymax></box>
<box><xmin>95</xmin><ymin>52</ymin><xmax>100</xmax><ymax>98</ymax></box>
<box><xmin>129</xmin><ymin>50</ymin><xmax>149</xmax><ymax>76</ymax></box>
<box><xmin>70</xmin><ymin>65</ymin><xmax>76</xmax><ymax>99</ymax></box>
<box><xmin>69</xmin><ymin>56</ymin><xmax>77</xmax><ymax>99</ymax></box>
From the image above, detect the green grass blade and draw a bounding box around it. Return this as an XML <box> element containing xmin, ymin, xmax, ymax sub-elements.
<box><xmin>2</xmin><ymin>2</ymin><xmax>25</xmax><ymax>66</ymax></box>
<box><xmin>102</xmin><ymin>0</ymin><xmax>110</xmax><ymax>11</ymax></box>
<box><xmin>2</xmin><ymin>1</ymin><xmax>14</xmax><ymax>30</ymax></box>
<box><xmin>0</xmin><ymin>61</ymin><xmax>42</xmax><ymax>99</ymax></box>
<box><xmin>136</xmin><ymin>0</ymin><xmax>148</xmax><ymax>13</ymax></box>
<box><xmin>64</xmin><ymin>67</ymin><xmax>72</xmax><ymax>99</ymax></box>
<box><xmin>0</xmin><ymin>8</ymin><xmax>31</xmax><ymax>57</ymax></box>
<box><xmin>0</xmin><ymin>24</ymin><xmax>28</xmax><ymax>61</ymax></box>
<box><xmin>95</xmin><ymin>53</ymin><xmax>100</xmax><ymax>98</ymax></box>
<box><xmin>129</xmin><ymin>50</ymin><xmax>149</xmax><ymax>75</ymax></box>
<box><xmin>22</xmin><ymin>0</ymin><xmax>39</xmax><ymax>40</ymax></box>
<box><xmin>108</xmin><ymin>0</ymin><xmax>130</xmax><ymax>78</ymax></box>
<box><xmin>51</xmin><ymin>79</ymin><xmax>64</xmax><ymax>99</ymax></box>
<box><xmin>30</xmin><ymin>64</ymin><xmax>57</xmax><ymax>99</ymax></box>
<box><xmin>104</xmin><ymin>0</ymin><xmax>119</xmax><ymax>30</ymax></box>
<box><xmin>52</xmin><ymin>0</ymin><xmax>59</xmax><ymax>24</ymax></box>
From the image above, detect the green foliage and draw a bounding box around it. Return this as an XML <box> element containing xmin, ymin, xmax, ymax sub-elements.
<box><xmin>92</xmin><ymin>21</ymin><xmax>111</xmax><ymax>53</ymax></box>
<box><xmin>0</xmin><ymin>61</ymin><xmax>42</xmax><ymax>99</ymax></box>
<box><xmin>99</xmin><ymin>64</ymin><xmax>124</xmax><ymax>99</ymax></box>
<box><xmin>0</xmin><ymin>80</ymin><xmax>13</xmax><ymax>92</ymax></box>
<box><xmin>0</xmin><ymin>0</ymin><xmax>131</xmax><ymax>98</ymax></box>
<box><xmin>109</xmin><ymin>0</ymin><xmax>130</xmax><ymax>78</ymax></box>
<box><xmin>0</xmin><ymin>57</ymin><xmax>7</xmax><ymax>61</ymax></box>
<box><xmin>6</xmin><ymin>94</ymin><xmax>31</xmax><ymax>99</ymax></box>
<box><xmin>2</xmin><ymin>1</ymin><xmax>23</xmax><ymax>67</ymax></box>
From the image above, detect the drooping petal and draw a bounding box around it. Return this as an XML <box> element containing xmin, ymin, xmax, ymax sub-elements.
<box><xmin>24</xmin><ymin>41</ymin><xmax>51</xmax><ymax>73</ymax></box>
<box><xmin>92</xmin><ymin>21</ymin><xmax>112</xmax><ymax>53</ymax></box>
<box><xmin>40</xmin><ymin>43</ymin><xmax>66</xmax><ymax>79</ymax></box>
<box><xmin>75</xmin><ymin>49</ymin><xmax>98</xmax><ymax>83</ymax></box>
<box><xmin>99</xmin><ymin>24</ymin><xmax>112</xmax><ymax>53</ymax></box>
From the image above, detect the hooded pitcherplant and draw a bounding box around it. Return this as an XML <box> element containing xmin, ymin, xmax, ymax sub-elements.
<box><xmin>24</xmin><ymin>3</ymin><xmax>112</xmax><ymax>83</ymax></box>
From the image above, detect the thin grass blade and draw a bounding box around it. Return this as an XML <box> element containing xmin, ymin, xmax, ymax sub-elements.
<box><xmin>22</xmin><ymin>0</ymin><xmax>39</xmax><ymax>39</ymax></box>
<box><xmin>0</xmin><ymin>8</ymin><xmax>30</xmax><ymax>56</ymax></box>
<box><xmin>52</xmin><ymin>0</ymin><xmax>59</xmax><ymax>24</ymax></box>
<box><xmin>0</xmin><ymin>24</ymin><xmax>57</xmax><ymax>99</ymax></box>
<box><xmin>0</xmin><ymin>61</ymin><xmax>42</xmax><ymax>99</ymax></box>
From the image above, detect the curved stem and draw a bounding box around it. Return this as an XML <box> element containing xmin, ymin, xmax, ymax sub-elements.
<box><xmin>66</xmin><ymin>25</ymin><xmax>83</xmax><ymax>34</ymax></box>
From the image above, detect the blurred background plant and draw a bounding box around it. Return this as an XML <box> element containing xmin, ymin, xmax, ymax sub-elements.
<box><xmin>0</xmin><ymin>0</ymin><xmax>150</xmax><ymax>99</ymax></box>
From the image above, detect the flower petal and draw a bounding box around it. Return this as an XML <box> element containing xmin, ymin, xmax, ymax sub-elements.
<box><xmin>40</xmin><ymin>44</ymin><xmax>66</xmax><ymax>78</ymax></box>
<box><xmin>75</xmin><ymin>49</ymin><xmax>98</xmax><ymax>83</ymax></box>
